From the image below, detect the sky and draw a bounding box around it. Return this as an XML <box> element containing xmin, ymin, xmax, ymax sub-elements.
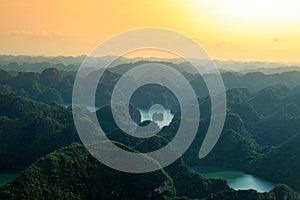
<box><xmin>1</xmin><ymin>0</ymin><xmax>300</xmax><ymax>62</ymax></box>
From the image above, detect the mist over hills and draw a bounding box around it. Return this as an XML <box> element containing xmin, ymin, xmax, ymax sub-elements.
<box><xmin>1</xmin><ymin>55</ymin><xmax>300</xmax><ymax>74</ymax></box>
<box><xmin>1</xmin><ymin>58</ymin><xmax>300</xmax><ymax>109</ymax></box>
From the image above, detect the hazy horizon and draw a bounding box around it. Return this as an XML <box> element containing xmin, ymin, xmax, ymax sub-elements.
<box><xmin>1</xmin><ymin>54</ymin><xmax>300</xmax><ymax>65</ymax></box>
<box><xmin>1</xmin><ymin>0</ymin><xmax>300</xmax><ymax>62</ymax></box>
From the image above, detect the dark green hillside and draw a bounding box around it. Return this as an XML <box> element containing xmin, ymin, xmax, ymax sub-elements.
<box><xmin>0</xmin><ymin>143</ymin><xmax>176</xmax><ymax>200</ymax></box>
<box><xmin>0</xmin><ymin>69</ymin><xmax>11</xmax><ymax>82</ymax></box>
<box><xmin>248</xmin><ymin>134</ymin><xmax>300</xmax><ymax>189</ymax></box>
<box><xmin>0</xmin><ymin>68</ymin><xmax>66</xmax><ymax>104</ymax></box>
<box><xmin>135</xmin><ymin>135</ymin><xmax>169</xmax><ymax>153</ymax></box>
<box><xmin>204</xmin><ymin>185</ymin><xmax>299</xmax><ymax>200</ymax></box>
<box><xmin>0</xmin><ymin>94</ymin><xmax>79</xmax><ymax>170</ymax></box>
<box><xmin>1</xmin><ymin>64</ymin><xmax>300</xmax><ymax>107</ymax></box>
<box><xmin>1</xmin><ymin>143</ymin><xmax>297</xmax><ymax>200</ymax></box>
<box><xmin>1</xmin><ymin>60</ymin><xmax>300</xmax><ymax>198</ymax></box>
<box><xmin>252</xmin><ymin>104</ymin><xmax>300</xmax><ymax>146</ymax></box>
<box><xmin>96</xmin><ymin>104</ymin><xmax>141</xmax><ymax>134</ymax></box>
<box><xmin>0</xmin><ymin>93</ymin><xmax>50</xmax><ymax>118</ymax></box>
<box><xmin>0</xmin><ymin>143</ymin><xmax>229</xmax><ymax>200</ymax></box>
<box><xmin>271</xmin><ymin>184</ymin><xmax>299</xmax><ymax>200</ymax></box>
<box><xmin>176</xmin><ymin>85</ymin><xmax>300</xmax><ymax>190</ymax></box>
<box><xmin>186</xmin><ymin>129</ymin><xmax>262</xmax><ymax>169</ymax></box>
<box><xmin>203</xmin><ymin>184</ymin><xmax>299</xmax><ymax>200</ymax></box>
<box><xmin>226</xmin><ymin>88</ymin><xmax>250</xmax><ymax>103</ymax></box>
<box><xmin>203</xmin><ymin>189</ymin><xmax>275</xmax><ymax>200</ymax></box>
<box><xmin>0</xmin><ymin>84</ymin><xmax>13</xmax><ymax>95</ymax></box>
<box><xmin>251</xmin><ymin>85</ymin><xmax>290</xmax><ymax>116</ymax></box>
<box><xmin>164</xmin><ymin>158</ymin><xmax>229</xmax><ymax>199</ymax></box>
<box><xmin>228</xmin><ymin>102</ymin><xmax>261</xmax><ymax>128</ymax></box>
<box><xmin>221</xmin><ymin>71</ymin><xmax>300</xmax><ymax>92</ymax></box>
<box><xmin>40</xmin><ymin>68</ymin><xmax>62</xmax><ymax>86</ymax></box>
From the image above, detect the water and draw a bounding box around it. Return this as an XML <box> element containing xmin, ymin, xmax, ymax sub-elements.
<box><xmin>61</xmin><ymin>103</ymin><xmax>100</xmax><ymax>112</ymax></box>
<box><xmin>0</xmin><ymin>171</ymin><xmax>19</xmax><ymax>186</ymax></box>
<box><xmin>192</xmin><ymin>166</ymin><xmax>276</xmax><ymax>192</ymax></box>
<box><xmin>138</xmin><ymin>108</ymin><xmax>174</xmax><ymax>128</ymax></box>
<box><xmin>61</xmin><ymin>103</ymin><xmax>175</xmax><ymax>129</ymax></box>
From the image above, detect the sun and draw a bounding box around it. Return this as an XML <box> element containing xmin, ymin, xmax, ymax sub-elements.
<box><xmin>198</xmin><ymin>0</ymin><xmax>300</xmax><ymax>29</ymax></box>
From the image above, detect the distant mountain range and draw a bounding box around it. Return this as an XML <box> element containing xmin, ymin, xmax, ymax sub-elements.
<box><xmin>1</xmin><ymin>55</ymin><xmax>300</xmax><ymax>74</ymax></box>
<box><xmin>1</xmin><ymin>60</ymin><xmax>300</xmax><ymax>108</ymax></box>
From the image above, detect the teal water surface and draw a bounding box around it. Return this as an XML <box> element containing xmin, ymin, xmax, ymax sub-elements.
<box><xmin>0</xmin><ymin>171</ymin><xmax>19</xmax><ymax>186</ymax></box>
<box><xmin>192</xmin><ymin>166</ymin><xmax>276</xmax><ymax>192</ymax></box>
<box><xmin>139</xmin><ymin>108</ymin><xmax>174</xmax><ymax>128</ymax></box>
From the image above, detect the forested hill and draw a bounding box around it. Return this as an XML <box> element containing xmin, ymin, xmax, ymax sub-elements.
<box><xmin>1</xmin><ymin>62</ymin><xmax>300</xmax><ymax>106</ymax></box>
<box><xmin>1</xmin><ymin>143</ymin><xmax>299</xmax><ymax>200</ymax></box>
<box><xmin>0</xmin><ymin>60</ymin><xmax>300</xmax><ymax>199</ymax></box>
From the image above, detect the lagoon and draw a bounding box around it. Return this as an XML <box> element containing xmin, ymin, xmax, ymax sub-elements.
<box><xmin>192</xmin><ymin>166</ymin><xmax>276</xmax><ymax>192</ymax></box>
<box><xmin>0</xmin><ymin>171</ymin><xmax>19</xmax><ymax>186</ymax></box>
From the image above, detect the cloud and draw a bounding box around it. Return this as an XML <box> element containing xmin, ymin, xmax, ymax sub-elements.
<box><xmin>0</xmin><ymin>30</ymin><xmax>63</xmax><ymax>38</ymax></box>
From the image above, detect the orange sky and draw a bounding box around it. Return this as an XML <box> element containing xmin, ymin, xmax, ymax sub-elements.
<box><xmin>1</xmin><ymin>0</ymin><xmax>300</xmax><ymax>62</ymax></box>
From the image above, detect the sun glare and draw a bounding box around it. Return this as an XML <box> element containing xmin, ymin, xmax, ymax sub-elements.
<box><xmin>200</xmin><ymin>0</ymin><xmax>300</xmax><ymax>28</ymax></box>
<box><xmin>1</xmin><ymin>0</ymin><xmax>300</xmax><ymax>61</ymax></box>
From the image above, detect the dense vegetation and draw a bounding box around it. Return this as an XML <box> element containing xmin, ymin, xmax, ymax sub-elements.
<box><xmin>2</xmin><ymin>61</ymin><xmax>300</xmax><ymax>108</ymax></box>
<box><xmin>0</xmin><ymin>143</ymin><xmax>227</xmax><ymax>199</ymax></box>
<box><xmin>0</xmin><ymin>94</ymin><xmax>79</xmax><ymax>170</ymax></box>
<box><xmin>1</xmin><ymin>58</ymin><xmax>300</xmax><ymax>199</ymax></box>
<box><xmin>1</xmin><ymin>143</ymin><xmax>298</xmax><ymax>200</ymax></box>
<box><xmin>182</xmin><ymin>85</ymin><xmax>300</xmax><ymax>189</ymax></box>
